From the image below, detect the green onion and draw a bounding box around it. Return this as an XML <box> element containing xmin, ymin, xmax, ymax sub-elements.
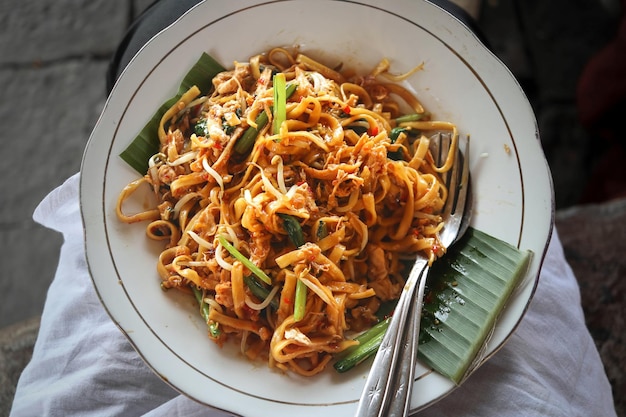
<box><xmin>333</xmin><ymin>317</ymin><xmax>391</xmax><ymax>373</ymax></box>
<box><xmin>293</xmin><ymin>278</ymin><xmax>307</xmax><ymax>322</ymax></box>
<box><xmin>395</xmin><ymin>113</ymin><xmax>424</xmax><ymax>124</ymax></box>
<box><xmin>120</xmin><ymin>53</ymin><xmax>226</xmax><ymax>174</ymax></box>
<box><xmin>234</xmin><ymin>82</ymin><xmax>298</xmax><ymax>155</ymax></box>
<box><xmin>278</xmin><ymin>213</ymin><xmax>305</xmax><ymax>248</ymax></box>
<box><xmin>388</xmin><ymin>126</ymin><xmax>407</xmax><ymax>161</ymax></box>
<box><xmin>191</xmin><ymin>286</ymin><xmax>210</xmax><ymax>321</ymax></box>
<box><xmin>234</xmin><ymin>111</ymin><xmax>269</xmax><ymax>155</ymax></box>
<box><xmin>272</xmin><ymin>73</ymin><xmax>287</xmax><ymax>135</ymax></box>
<box><xmin>191</xmin><ymin>286</ymin><xmax>221</xmax><ymax>337</ymax></box>
<box><xmin>278</xmin><ymin>213</ymin><xmax>308</xmax><ymax>321</ymax></box>
<box><xmin>244</xmin><ymin>275</ymin><xmax>279</xmax><ymax>310</ymax></box>
<box><xmin>218</xmin><ymin>235</ymin><xmax>272</xmax><ymax>285</ymax></box>
<box><xmin>285</xmin><ymin>83</ymin><xmax>298</xmax><ymax>100</ymax></box>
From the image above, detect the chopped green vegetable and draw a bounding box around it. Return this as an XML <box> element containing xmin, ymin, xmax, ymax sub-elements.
<box><xmin>191</xmin><ymin>286</ymin><xmax>221</xmax><ymax>337</ymax></box>
<box><xmin>234</xmin><ymin>111</ymin><xmax>270</xmax><ymax>155</ymax></box>
<box><xmin>234</xmin><ymin>82</ymin><xmax>298</xmax><ymax>155</ymax></box>
<box><xmin>293</xmin><ymin>278</ymin><xmax>307</xmax><ymax>322</ymax></box>
<box><xmin>222</xmin><ymin>118</ymin><xmax>236</xmax><ymax>135</ymax></box>
<box><xmin>285</xmin><ymin>83</ymin><xmax>298</xmax><ymax>98</ymax></box>
<box><xmin>194</xmin><ymin>119</ymin><xmax>208</xmax><ymax>136</ymax></box>
<box><xmin>278</xmin><ymin>213</ymin><xmax>307</xmax><ymax>321</ymax></box>
<box><xmin>390</xmin><ymin>127</ymin><xmax>407</xmax><ymax>139</ymax></box>
<box><xmin>333</xmin><ymin>227</ymin><xmax>532</xmax><ymax>383</ymax></box>
<box><xmin>244</xmin><ymin>275</ymin><xmax>279</xmax><ymax>310</ymax></box>
<box><xmin>395</xmin><ymin>113</ymin><xmax>424</xmax><ymax>124</ymax></box>
<box><xmin>218</xmin><ymin>235</ymin><xmax>272</xmax><ymax>285</ymax></box>
<box><xmin>333</xmin><ymin>317</ymin><xmax>391</xmax><ymax>373</ymax></box>
<box><xmin>388</xmin><ymin>126</ymin><xmax>407</xmax><ymax>161</ymax></box>
<box><xmin>272</xmin><ymin>73</ymin><xmax>287</xmax><ymax>135</ymax></box>
<box><xmin>191</xmin><ymin>285</ymin><xmax>209</xmax><ymax>321</ymax></box>
<box><xmin>120</xmin><ymin>53</ymin><xmax>226</xmax><ymax>174</ymax></box>
<box><xmin>278</xmin><ymin>213</ymin><xmax>305</xmax><ymax>248</ymax></box>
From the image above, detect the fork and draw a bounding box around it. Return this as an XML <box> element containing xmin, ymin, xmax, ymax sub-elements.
<box><xmin>387</xmin><ymin>136</ymin><xmax>472</xmax><ymax>417</ymax></box>
<box><xmin>355</xmin><ymin>134</ymin><xmax>471</xmax><ymax>417</ymax></box>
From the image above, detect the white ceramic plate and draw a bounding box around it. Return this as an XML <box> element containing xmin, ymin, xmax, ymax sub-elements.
<box><xmin>80</xmin><ymin>1</ymin><xmax>554</xmax><ymax>415</ymax></box>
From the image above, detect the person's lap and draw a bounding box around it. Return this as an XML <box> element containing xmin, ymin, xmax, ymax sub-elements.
<box><xmin>10</xmin><ymin>173</ymin><xmax>616</xmax><ymax>416</ymax></box>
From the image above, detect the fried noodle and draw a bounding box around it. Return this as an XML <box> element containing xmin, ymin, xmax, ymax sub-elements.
<box><xmin>116</xmin><ymin>47</ymin><xmax>457</xmax><ymax>376</ymax></box>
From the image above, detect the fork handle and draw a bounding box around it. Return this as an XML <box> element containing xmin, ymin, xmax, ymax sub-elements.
<box><xmin>386</xmin><ymin>265</ymin><xmax>430</xmax><ymax>417</ymax></box>
<box><xmin>355</xmin><ymin>286</ymin><xmax>413</xmax><ymax>417</ymax></box>
<box><xmin>355</xmin><ymin>259</ymin><xmax>428</xmax><ymax>417</ymax></box>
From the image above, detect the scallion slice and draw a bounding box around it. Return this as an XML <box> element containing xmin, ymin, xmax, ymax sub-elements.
<box><xmin>272</xmin><ymin>73</ymin><xmax>287</xmax><ymax>135</ymax></box>
<box><xmin>278</xmin><ymin>213</ymin><xmax>308</xmax><ymax>322</ymax></box>
<box><xmin>234</xmin><ymin>82</ymin><xmax>297</xmax><ymax>155</ymax></box>
<box><xmin>218</xmin><ymin>235</ymin><xmax>272</xmax><ymax>285</ymax></box>
<box><xmin>191</xmin><ymin>286</ymin><xmax>221</xmax><ymax>337</ymax></box>
<box><xmin>244</xmin><ymin>275</ymin><xmax>279</xmax><ymax>310</ymax></box>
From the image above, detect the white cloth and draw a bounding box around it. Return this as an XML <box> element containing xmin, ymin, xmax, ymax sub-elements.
<box><xmin>10</xmin><ymin>173</ymin><xmax>617</xmax><ymax>417</ymax></box>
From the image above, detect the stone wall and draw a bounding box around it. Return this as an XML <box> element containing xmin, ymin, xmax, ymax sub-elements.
<box><xmin>0</xmin><ymin>0</ymin><xmax>153</xmax><ymax>328</ymax></box>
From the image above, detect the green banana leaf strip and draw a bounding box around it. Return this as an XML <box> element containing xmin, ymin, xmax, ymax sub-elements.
<box><xmin>418</xmin><ymin>227</ymin><xmax>532</xmax><ymax>383</ymax></box>
<box><xmin>119</xmin><ymin>53</ymin><xmax>226</xmax><ymax>174</ymax></box>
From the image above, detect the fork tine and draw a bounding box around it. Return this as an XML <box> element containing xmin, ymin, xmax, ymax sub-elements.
<box><xmin>438</xmin><ymin>135</ymin><xmax>470</xmax><ymax>248</ymax></box>
<box><xmin>441</xmin><ymin>134</ymin><xmax>461</xmax><ymax>218</ymax></box>
<box><xmin>455</xmin><ymin>136</ymin><xmax>471</xmax><ymax>214</ymax></box>
<box><xmin>438</xmin><ymin>132</ymin><xmax>450</xmax><ymax>167</ymax></box>
<box><xmin>430</xmin><ymin>132</ymin><xmax>450</xmax><ymax>167</ymax></box>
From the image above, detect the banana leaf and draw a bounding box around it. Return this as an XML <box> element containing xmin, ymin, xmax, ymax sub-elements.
<box><xmin>119</xmin><ymin>53</ymin><xmax>226</xmax><ymax>174</ymax></box>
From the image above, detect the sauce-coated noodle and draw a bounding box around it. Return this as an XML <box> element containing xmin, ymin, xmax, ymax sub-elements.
<box><xmin>117</xmin><ymin>48</ymin><xmax>457</xmax><ymax>376</ymax></box>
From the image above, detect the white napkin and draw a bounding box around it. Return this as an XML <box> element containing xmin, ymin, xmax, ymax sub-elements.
<box><xmin>10</xmin><ymin>173</ymin><xmax>617</xmax><ymax>417</ymax></box>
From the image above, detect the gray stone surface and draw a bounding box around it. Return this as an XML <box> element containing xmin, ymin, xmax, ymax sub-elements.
<box><xmin>0</xmin><ymin>0</ymin><xmax>143</xmax><ymax>328</ymax></box>
<box><xmin>0</xmin><ymin>0</ymin><xmax>127</xmax><ymax>64</ymax></box>
<box><xmin>0</xmin><ymin>59</ymin><xmax>109</xmax><ymax>328</ymax></box>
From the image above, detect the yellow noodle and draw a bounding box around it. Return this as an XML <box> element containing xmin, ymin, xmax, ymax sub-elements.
<box><xmin>116</xmin><ymin>47</ymin><xmax>459</xmax><ymax>377</ymax></box>
<box><xmin>158</xmin><ymin>86</ymin><xmax>201</xmax><ymax>143</ymax></box>
<box><xmin>116</xmin><ymin>178</ymin><xmax>160</xmax><ymax>223</ymax></box>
